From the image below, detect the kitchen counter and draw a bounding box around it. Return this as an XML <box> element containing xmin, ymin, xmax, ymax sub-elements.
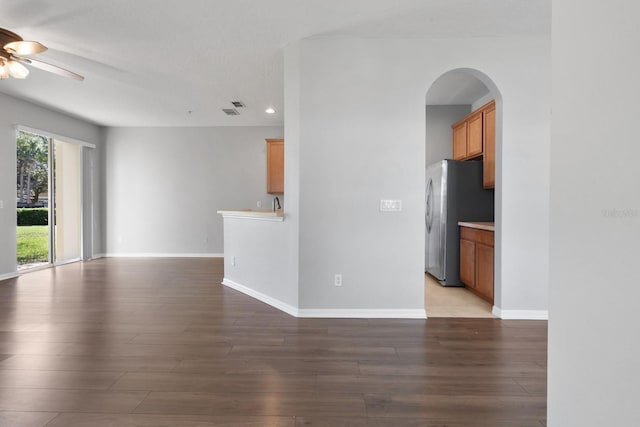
<box><xmin>458</xmin><ymin>221</ymin><xmax>495</xmax><ymax>232</ymax></box>
<box><xmin>217</xmin><ymin>209</ymin><xmax>284</xmax><ymax>221</ymax></box>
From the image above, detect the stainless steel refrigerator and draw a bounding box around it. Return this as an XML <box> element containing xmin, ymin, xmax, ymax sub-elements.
<box><xmin>425</xmin><ymin>159</ymin><xmax>494</xmax><ymax>286</ymax></box>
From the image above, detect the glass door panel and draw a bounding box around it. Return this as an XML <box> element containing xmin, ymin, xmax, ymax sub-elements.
<box><xmin>53</xmin><ymin>140</ymin><xmax>82</xmax><ymax>263</ymax></box>
<box><xmin>16</xmin><ymin>130</ymin><xmax>50</xmax><ymax>270</ymax></box>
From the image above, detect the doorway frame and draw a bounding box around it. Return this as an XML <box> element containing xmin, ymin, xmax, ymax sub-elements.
<box><xmin>424</xmin><ymin>68</ymin><xmax>504</xmax><ymax>317</ymax></box>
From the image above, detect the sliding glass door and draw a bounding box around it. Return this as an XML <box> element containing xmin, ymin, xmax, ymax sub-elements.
<box><xmin>16</xmin><ymin>129</ymin><xmax>93</xmax><ymax>270</ymax></box>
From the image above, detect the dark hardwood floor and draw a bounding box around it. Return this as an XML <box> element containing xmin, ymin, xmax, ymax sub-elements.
<box><xmin>0</xmin><ymin>258</ymin><xmax>547</xmax><ymax>426</ymax></box>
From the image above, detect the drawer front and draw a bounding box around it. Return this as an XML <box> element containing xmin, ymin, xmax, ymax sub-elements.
<box><xmin>460</xmin><ymin>227</ymin><xmax>494</xmax><ymax>246</ymax></box>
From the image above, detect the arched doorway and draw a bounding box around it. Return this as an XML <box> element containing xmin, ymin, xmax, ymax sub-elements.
<box><xmin>424</xmin><ymin>68</ymin><xmax>503</xmax><ymax>318</ymax></box>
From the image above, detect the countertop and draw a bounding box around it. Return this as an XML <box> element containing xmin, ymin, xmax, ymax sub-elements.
<box><xmin>217</xmin><ymin>209</ymin><xmax>284</xmax><ymax>221</ymax></box>
<box><xmin>458</xmin><ymin>221</ymin><xmax>495</xmax><ymax>232</ymax></box>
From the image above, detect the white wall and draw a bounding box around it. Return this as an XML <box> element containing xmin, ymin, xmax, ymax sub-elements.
<box><xmin>216</xmin><ymin>44</ymin><xmax>301</xmax><ymax>311</ymax></box>
<box><xmin>282</xmin><ymin>41</ymin><xmax>302</xmax><ymax>307</ymax></box>
<box><xmin>0</xmin><ymin>93</ymin><xmax>102</xmax><ymax>278</ymax></box>
<box><xmin>290</xmin><ymin>36</ymin><xmax>550</xmax><ymax>314</ymax></box>
<box><xmin>102</xmin><ymin>126</ymin><xmax>283</xmax><ymax>255</ymax></box>
<box><xmin>425</xmin><ymin>105</ymin><xmax>470</xmax><ymax>166</ymax></box>
<box><xmin>471</xmin><ymin>93</ymin><xmax>494</xmax><ymax>112</ymax></box>
<box><xmin>221</xmin><ymin>217</ymin><xmax>294</xmax><ymax>309</ymax></box>
<box><xmin>548</xmin><ymin>0</ymin><xmax>640</xmax><ymax>425</ymax></box>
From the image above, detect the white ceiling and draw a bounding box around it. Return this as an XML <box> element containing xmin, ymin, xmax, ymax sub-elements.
<box><xmin>0</xmin><ymin>0</ymin><xmax>550</xmax><ymax>127</ymax></box>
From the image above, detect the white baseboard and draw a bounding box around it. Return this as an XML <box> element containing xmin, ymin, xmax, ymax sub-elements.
<box><xmin>221</xmin><ymin>278</ymin><xmax>299</xmax><ymax>317</ymax></box>
<box><xmin>492</xmin><ymin>306</ymin><xmax>548</xmax><ymax>320</ymax></box>
<box><xmin>102</xmin><ymin>253</ymin><xmax>224</xmax><ymax>258</ymax></box>
<box><xmin>53</xmin><ymin>258</ymin><xmax>81</xmax><ymax>266</ymax></box>
<box><xmin>297</xmin><ymin>309</ymin><xmax>427</xmax><ymax>319</ymax></box>
<box><xmin>222</xmin><ymin>278</ymin><xmax>427</xmax><ymax>319</ymax></box>
<box><xmin>91</xmin><ymin>253</ymin><xmax>221</xmax><ymax>260</ymax></box>
<box><xmin>0</xmin><ymin>272</ymin><xmax>19</xmax><ymax>281</ymax></box>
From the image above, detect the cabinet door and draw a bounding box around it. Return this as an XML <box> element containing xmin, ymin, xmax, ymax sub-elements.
<box><xmin>459</xmin><ymin>239</ymin><xmax>476</xmax><ymax>287</ymax></box>
<box><xmin>467</xmin><ymin>111</ymin><xmax>483</xmax><ymax>158</ymax></box>
<box><xmin>452</xmin><ymin>121</ymin><xmax>468</xmax><ymax>160</ymax></box>
<box><xmin>483</xmin><ymin>102</ymin><xmax>496</xmax><ymax>188</ymax></box>
<box><xmin>266</xmin><ymin>139</ymin><xmax>284</xmax><ymax>194</ymax></box>
<box><xmin>476</xmin><ymin>243</ymin><xmax>494</xmax><ymax>302</ymax></box>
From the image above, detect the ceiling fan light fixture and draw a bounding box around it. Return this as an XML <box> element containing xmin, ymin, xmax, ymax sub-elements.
<box><xmin>7</xmin><ymin>60</ymin><xmax>29</xmax><ymax>79</ymax></box>
<box><xmin>0</xmin><ymin>61</ymin><xmax>9</xmax><ymax>79</ymax></box>
<box><xmin>0</xmin><ymin>27</ymin><xmax>83</xmax><ymax>81</ymax></box>
<box><xmin>4</xmin><ymin>40</ymin><xmax>47</xmax><ymax>55</ymax></box>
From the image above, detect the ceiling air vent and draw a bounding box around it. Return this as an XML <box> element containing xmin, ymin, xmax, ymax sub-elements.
<box><xmin>222</xmin><ymin>108</ymin><xmax>240</xmax><ymax>116</ymax></box>
<box><xmin>231</xmin><ymin>101</ymin><xmax>246</xmax><ymax>108</ymax></box>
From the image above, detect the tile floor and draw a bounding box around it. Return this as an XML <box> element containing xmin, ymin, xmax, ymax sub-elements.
<box><xmin>424</xmin><ymin>273</ymin><xmax>496</xmax><ymax>318</ymax></box>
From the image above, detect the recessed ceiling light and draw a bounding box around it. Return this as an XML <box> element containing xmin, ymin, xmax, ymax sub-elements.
<box><xmin>265</xmin><ymin>107</ymin><xmax>275</xmax><ymax>114</ymax></box>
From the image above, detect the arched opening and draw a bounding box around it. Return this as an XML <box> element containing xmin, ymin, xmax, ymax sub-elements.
<box><xmin>424</xmin><ymin>68</ymin><xmax>503</xmax><ymax>318</ymax></box>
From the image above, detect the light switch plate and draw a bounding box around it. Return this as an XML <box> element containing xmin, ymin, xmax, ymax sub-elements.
<box><xmin>380</xmin><ymin>199</ymin><xmax>402</xmax><ymax>212</ymax></box>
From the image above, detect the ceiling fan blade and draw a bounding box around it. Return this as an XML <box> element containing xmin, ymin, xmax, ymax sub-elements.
<box><xmin>4</xmin><ymin>40</ymin><xmax>47</xmax><ymax>55</ymax></box>
<box><xmin>14</xmin><ymin>56</ymin><xmax>84</xmax><ymax>81</ymax></box>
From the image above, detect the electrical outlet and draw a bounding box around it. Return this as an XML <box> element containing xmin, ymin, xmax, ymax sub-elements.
<box><xmin>257</xmin><ymin>201</ymin><xmax>262</xmax><ymax>208</ymax></box>
<box><xmin>380</xmin><ymin>199</ymin><xmax>402</xmax><ymax>212</ymax></box>
<box><xmin>334</xmin><ymin>274</ymin><xmax>342</xmax><ymax>287</ymax></box>
<box><xmin>231</xmin><ymin>256</ymin><xmax>236</xmax><ymax>266</ymax></box>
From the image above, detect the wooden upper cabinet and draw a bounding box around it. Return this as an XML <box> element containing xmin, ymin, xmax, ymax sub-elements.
<box><xmin>451</xmin><ymin>109</ymin><xmax>483</xmax><ymax>161</ymax></box>
<box><xmin>450</xmin><ymin>100</ymin><xmax>496</xmax><ymax>189</ymax></box>
<box><xmin>452</xmin><ymin>121</ymin><xmax>468</xmax><ymax>160</ymax></box>
<box><xmin>482</xmin><ymin>101</ymin><xmax>496</xmax><ymax>189</ymax></box>
<box><xmin>467</xmin><ymin>111</ymin><xmax>484</xmax><ymax>158</ymax></box>
<box><xmin>266</xmin><ymin>139</ymin><xmax>284</xmax><ymax>194</ymax></box>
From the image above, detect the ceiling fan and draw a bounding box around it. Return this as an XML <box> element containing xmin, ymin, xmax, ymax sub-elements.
<box><xmin>0</xmin><ymin>27</ymin><xmax>84</xmax><ymax>81</ymax></box>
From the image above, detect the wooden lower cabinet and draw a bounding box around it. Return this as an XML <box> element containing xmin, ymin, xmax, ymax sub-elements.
<box><xmin>475</xmin><ymin>243</ymin><xmax>494</xmax><ymax>302</ymax></box>
<box><xmin>459</xmin><ymin>239</ymin><xmax>476</xmax><ymax>287</ymax></box>
<box><xmin>459</xmin><ymin>226</ymin><xmax>494</xmax><ymax>304</ymax></box>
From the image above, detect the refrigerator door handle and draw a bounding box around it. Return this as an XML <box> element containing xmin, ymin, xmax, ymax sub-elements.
<box><xmin>426</xmin><ymin>178</ymin><xmax>434</xmax><ymax>233</ymax></box>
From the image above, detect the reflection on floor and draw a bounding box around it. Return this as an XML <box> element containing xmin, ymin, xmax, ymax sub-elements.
<box><xmin>425</xmin><ymin>273</ymin><xmax>495</xmax><ymax>318</ymax></box>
